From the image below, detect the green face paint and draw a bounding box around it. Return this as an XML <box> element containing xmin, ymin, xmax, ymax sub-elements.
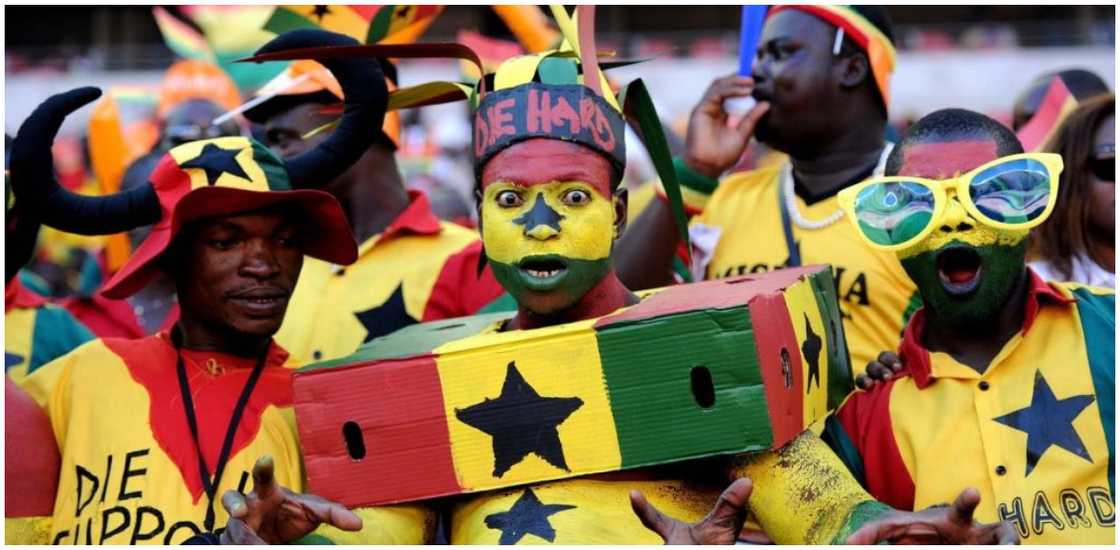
<box><xmin>901</xmin><ymin>239</ymin><xmax>1027</xmax><ymax>328</ymax></box>
<box><xmin>488</xmin><ymin>254</ymin><xmax>612</xmax><ymax>315</ymax></box>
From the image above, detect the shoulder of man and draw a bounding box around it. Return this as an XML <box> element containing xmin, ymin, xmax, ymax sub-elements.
<box><xmin>421</xmin><ymin>239</ymin><xmax>508</xmax><ymax>321</ymax></box>
<box><xmin>697</xmin><ymin>163</ymin><xmax>785</xmax><ymax>223</ymax></box>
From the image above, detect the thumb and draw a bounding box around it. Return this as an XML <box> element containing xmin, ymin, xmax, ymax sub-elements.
<box><xmin>708</xmin><ymin>478</ymin><xmax>753</xmax><ymax>526</ymax></box>
<box><xmin>630</xmin><ymin>489</ymin><xmax>674</xmax><ymax>540</ymax></box>
<box><xmin>734</xmin><ymin>101</ymin><xmax>770</xmax><ymax>141</ymax></box>
<box><xmin>950</xmin><ymin>487</ymin><xmax>981</xmax><ymax>525</ymax></box>
<box><xmin>221</xmin><ymin>490</ymin><xmax>249</xmax><ymax>519</ymax></box>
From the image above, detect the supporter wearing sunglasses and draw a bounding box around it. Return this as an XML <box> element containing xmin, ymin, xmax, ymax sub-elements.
<box><xmin>827</xmin><ymin>108</ymin><xmax>1114</xmax><ymax>544</ymax></box>
<box><xmin>1029</xmin><ymin>94</ymin><xmax>1115</xmax><ymax>288</ymax></box>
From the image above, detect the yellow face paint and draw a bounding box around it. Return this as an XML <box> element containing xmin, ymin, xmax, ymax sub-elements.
<box><xmin>897</xmin><ymin>195</ymin><xmax>1028</xmax><ymax>261</ymax></box>
<box><xmin>481</xmin><ymin>180</ymin><xmax>616</xmax><ymax>265</ymax></box>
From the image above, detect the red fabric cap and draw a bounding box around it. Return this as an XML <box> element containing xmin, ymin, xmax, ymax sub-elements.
<box><xmin>102</xmin><ymin>186</ymin><xmax>356</xmax><ymax>299</ymax></box>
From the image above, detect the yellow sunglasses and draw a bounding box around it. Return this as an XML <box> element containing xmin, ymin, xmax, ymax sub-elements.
<box><xmin>837</xmin><ymin>153</ymin><xmax>1063</xmax><ymax>251</ymax></box>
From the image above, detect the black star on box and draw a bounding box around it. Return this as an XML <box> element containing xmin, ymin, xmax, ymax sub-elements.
<box><xmin>179</xmin><ymin>143</ymin><xmax>251</xmax><ymax>186</ymax></box>
<box><xmin>456</xmin><ymin>362</ymin><xmax>584</xmax><ymax>477</ymax></box>
<box><xmin>993</xmin><ymin>370</ymin><xmax>1095</xmax><ymax>476</ymax></box>
<box><xmin>5</xmin><ymin>352</ymin><xmax>24</xmax><ymax>371</ymax></box>
<box><xmin>484</xmin><ymin>488</ymin><xmax>576</xmax><ymax>545</ymax></box>
<box><xmin>801</xmin><ymin>314</ymin><xmax>822</xmax><ymax>393</ymax></box>
<box><xmin>354</xmin><ymin>284</ymin><xmax>418</xmax><ymax>343</ymax></box>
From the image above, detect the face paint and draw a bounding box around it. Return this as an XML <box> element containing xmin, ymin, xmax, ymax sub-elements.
<box><xmin>481</xmin><ymin>139</ymin><xmax>618</xmax><ymax>315</ymax></box>
<box><xmin>894</xmin><ymin>139</ymin><xmax>1029</xmax><ymax>326</ymax></box>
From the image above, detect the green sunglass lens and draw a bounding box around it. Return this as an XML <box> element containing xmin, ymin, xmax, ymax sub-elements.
<box><xmin>854</xmin><ymin>182</ymin><xmax>934</xmax><ymax>246</ymax></box>
<box><xmin>970</xmin><ymin>159</ymin><xmax>1051</xmax><ymax>224</ymax></box>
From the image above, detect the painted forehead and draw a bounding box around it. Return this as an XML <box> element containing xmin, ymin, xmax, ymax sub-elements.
<box><xmin>897</xmin><ymin>139</ymin><xmax>1000</xmax><ymax>179</ymax></box>
<box><xmin>480</xmin><ymin>138</ymin><xmax>614</xmax><ymax>195</ymax></box>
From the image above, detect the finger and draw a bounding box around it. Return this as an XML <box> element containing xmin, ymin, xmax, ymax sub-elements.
<box><xmin>221</xmin><ymin>490</ymin><xmax>249</xmax><ymax>519</ymax></box>
<box><xmin>629</xmin><ymin>489</ymin><xmax>673</xmax><ymax>539</ymax></box>
<box><xmin>878</xmin><ymin>351</ymin><xmax>903</xmax><ymax>372</ymax></box>
<box><xmin>949</xmin><ymin>487</ymin><xmax>981</xmax><ymax>525</ymax></box>
<box><xmin>734</xmin><ymin>101</ymin><xmax>770</xmax><ymax>140</ymax></box>
<box><xmin>866</xmin><ymin>362</ymin><xmax>890</xmax><ymax>381</ymax></box>
<box><xmin>844</xmin><ymin>519</ymin><xmax>908</xmax><ymax>545</ymax></box>
<box><xmin>251</xmin><ymin>455</ymin><xmax>277</xmax><ymax>500</ymax></box>
<box><xmin>285</xmin><ymin>494</ymin><xmax>364</xmax><ymax>532</ymax></box>
<box><xmin>996</xmin><ymin>522</ymin><xmax>1020</xmax><ymax>545</ymax></box>
<box><xmin>855</xmin><ymin>374</ymin><xmax>872</xmax><ymax>390</ymax></box>
<box><xmin>699</xmin><ymin>76</ymin><xmax>754</xmax><ymax>111</ymax></box>
<box><xmin>223</xmin><ymin>517</ymin><xmax>267</xmax><ymax>545</ymax></box>
<box><xmin>709</xmin><ymin>478</ymin><xmax>753</xmax><ymax>525</ymax></box>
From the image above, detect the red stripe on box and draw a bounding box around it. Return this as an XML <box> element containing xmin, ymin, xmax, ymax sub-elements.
<box><xmin>293</xmin><ymin>355</ymin><xmax>461</xmax><ymax>507</ymax></box>
<box><xmin>749</xmin><ymin>293</ymin><xmax>805</xmax><ymax>447</ymax></box>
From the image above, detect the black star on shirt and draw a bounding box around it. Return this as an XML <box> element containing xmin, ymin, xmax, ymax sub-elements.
<box><xmin>993</xmin><ymin>370</ymin><xmax>1095</xmax><ymax>476</ymax></box>
<box><xmin>484</xmin><ymin>488</ymin><xmax>576</xmax><ymax>545</ymax></box>
<box><xmin>354</xmin><ymin>284</ymin><xmax>418</xmax><ymax>343</ymax></box>
<box><xmin>512</xmin><ymin>194</ymin><xmax>565</xmax><ymax>236</ymax></box>
<box><xmin>178</xmin><ymin>143</ymin><xmax>250</xmax><ymax>186</ymax></box>
<box><xmin>801</xmin><ymin>314</ymin><xmax>822</xmax><ymax>393</ymax></box>
<box><xmin>310</xmin><ymin>5</ymin><xmax>331</xmax><ymax>22</ymax></box>
<box><xmin>456</xmin><ymin>362</ymin><xmax>584</xmax><ymax>478</ymax></box>
<box><xmin>5</xmin><ymin>352</ymin><xmax>24</xmax><ymax>371</ymax></box>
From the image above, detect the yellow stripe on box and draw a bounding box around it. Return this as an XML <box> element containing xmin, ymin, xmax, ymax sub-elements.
<box><xmin>433</xmin><ymin>319</ymin><xmax>622</xmax><ymax>493</ymax></box>
<box><xmin>783</xmin><ymin>276</ymin><xmax>830</xmax><ymax>425</ymax></box>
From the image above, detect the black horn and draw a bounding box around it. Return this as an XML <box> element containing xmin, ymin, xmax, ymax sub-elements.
<box><xmin>248</xmin><ymin>30</ymin><xmax>389</xmax><ymax>189</ymax></box>
<box><xmin>9</xmin><ymin>87</ymin><xmax>161</xmax><ymax>235</ymax></box>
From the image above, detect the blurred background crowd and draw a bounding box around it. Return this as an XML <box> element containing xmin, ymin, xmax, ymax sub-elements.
<box><xmin>4</xmin><ymin>4</ymin><xmax>1116</xmax><ymax>299</ymax></box>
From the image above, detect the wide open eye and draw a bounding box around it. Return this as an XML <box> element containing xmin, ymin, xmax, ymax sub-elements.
<box><xmin>495</xmin><ymin>190</ymin><xmax>524</xmax><ymax>208</ymax></box>
<box><xmin>561</xmin><ymin>188</ymin><xmax>592</xmax><ymax>206</ymax></box>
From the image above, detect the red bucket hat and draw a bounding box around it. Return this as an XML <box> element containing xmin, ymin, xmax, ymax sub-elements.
<box><xmin>102</xmin><ymin>136</ymin><xmax>357</xmax><ymax>299</ymax></box>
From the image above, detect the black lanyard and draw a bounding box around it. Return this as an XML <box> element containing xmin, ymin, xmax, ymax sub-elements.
<box><xmin>778</xmin><ymin>184</ymin><xmax>802</xmax><ymax>268</ymax></box>
<box><xmin>173</xmin><ymin>333</ymin><xmax>268</xmax><ymax>532</ymax></box>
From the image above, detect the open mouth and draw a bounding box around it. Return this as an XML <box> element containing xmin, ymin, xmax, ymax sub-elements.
<box><xmin>935</xmin><ymin>245</ymin><xmax>983</xmax><ymax>296</ymax></box>
<box><xmin>516</xmin><ymin>256</ymin><xmax>570</xmax><ymax>289</ymax></box>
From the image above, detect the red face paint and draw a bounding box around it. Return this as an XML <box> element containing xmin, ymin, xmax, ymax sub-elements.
<box><xmin>897</xmin><ymin>140</ymin><xmax>1000</xmax><ymax>179</ymax></box>
<box><xmin>481</xmin><ymin>138</ymin><xmax>614</xmax><ymax>199</ymax></box>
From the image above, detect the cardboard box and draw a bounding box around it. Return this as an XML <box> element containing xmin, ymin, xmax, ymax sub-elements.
<box><xmin>294</xmin><ymin>265</ymin><xmax>852</xmax><ymax>508</ymax></box>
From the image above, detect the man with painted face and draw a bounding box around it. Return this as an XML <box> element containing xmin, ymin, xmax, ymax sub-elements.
<box><xmin>7</xmin><ymin>31</ymin><xmax>435</xmax><ymax>545</ymax></box>
<box><xmin>219</xmin><ymin>10</ymin><xmax>1014</xmax><ymax>545</ymax></box>
<box><xmin>616</xmin><ymin>5</ymin><xmax>918</xmax><ymax>380</ymax></box>
<box><xmin>828</xmin><ymin>108</ymin><xmax>1115</xmax><ymax>544</ymax></box>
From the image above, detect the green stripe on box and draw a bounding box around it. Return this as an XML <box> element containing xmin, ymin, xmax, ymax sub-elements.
<box><xmin>598</xmin><ymin>306</ymin><xmax>772</xmax><ymax>467</ymax></box>
<box><xmin>30</xmin><ymin>306</ymin><xmax>94</xmax><ymax>375</ymax></box>
<box><xmin>1072</xmin><ymin>287</ymin><xmax>1114</xmax><ymax>495</ymax></box>
<box><xmin>808</xmin><ymin>267</ymin><xmax>854</xmax><ymax>410</ymax></box>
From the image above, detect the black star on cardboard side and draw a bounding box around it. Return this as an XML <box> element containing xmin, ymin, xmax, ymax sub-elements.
<box><xmin>801</xmin><ymin>314</ymin><xmax>822</xmax><ymax>392</ymax></box>
<box><xmin>456</xmin><ymin>362</ymin><xmax>584</xmax><ymax>477</ymax></box>
<box><xmin>179</xmin><ymin>143</ymin><xmax>251</xmax><ymax>186</ymax></box>
<box><xmin>354</xmin><ymin>284</ymin><xmax>418</xmax><ymax>343</ymax></box>
<box><xmin>993</xmin><ymin>370</ymin><xmax>1095</xmax><ymax>476</ymax></box>
<box><xmin>513</xmin><ymin>194</ymin><xmax>565</xmax><ymax>235</ymax></box>
<box><xmin>484</xmin><ymin>488</ymin><xmax>576</xmax><ymax>545</ymax></box>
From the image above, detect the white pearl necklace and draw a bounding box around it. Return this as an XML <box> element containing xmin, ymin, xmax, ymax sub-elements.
<box><xmin>780</xmin><ymin>145</ymin><xmax>893</xmax><ymax>231</ymax></box>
